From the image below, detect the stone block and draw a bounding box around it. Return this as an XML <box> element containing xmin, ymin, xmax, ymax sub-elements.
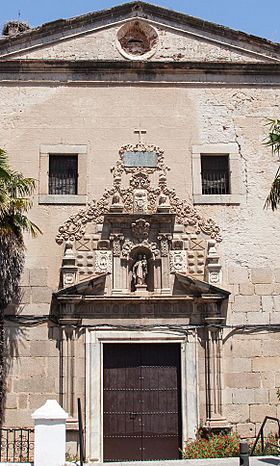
<box><xmin>228</xmin><ymin>312</ymin><xmax>247</xmax><ymax>325</ymax></box>
<box><xmin>232</xmin><ymin>388</ymin><xmax>255</xmax><ymax>404</ymax></box>
<box><xmin>232</xmin><ymin>295</ymin><xmax>261</xmax><ymax>313</ymax></box>
<box><xmin>228</xmin><ymin>266</ymin><xmax>249</xmax><ymax>285</ymax></box>
<box><xmin>14</xmin><ymin>376</ymin><xmax>56</xmax><ymax>394</ymax></box>
<box><xmin>246</xmin><ymin>312</ymin><xmax>269</xmax><ymax>325</ymax></box>
<box><xmin>274</xmin><ymin>372</ymin><xmax>280</xmax><ymax>386</ymax></box>
<box><xmin>239</xmin><ymin>283</ymin><xmax>254</xmax><ymax>296</ymax></box>
<box><xmin>262</xmin><ymin>296</ymin><xmax>273</xmax><ymax>314</ymax></box>
<box><xmin>273</xmin><ymin>296</ymin><xmax>280</xmax><ymax>312</ymax></box>
<box><xmin>269</xmin><ymin>389</ymin><xmax>279</xmax><ymax>404</ymax></box>
<box><xmin>254</xmin><ymin>388</ymin><xmax>269</xmax><ymax>404</ymax></box>
<box><xmin>30</xmin><ymin>340</ymin><xmax>58</xmax><ymax>357</ymax></box>
<box><xmin>223</xmin><ymin>357</ymin><xmax>251</xmax><ymax>373</ymax></box>
<box><xmin>237</xmin><ymin>422</ymin><xmax>256</xmax><ymax>438</ymax></box>
<box><xmin>249</xmin><ymin>404</ymin><xmax>276</xmax><ymax>423</ymax></box>
<box><xmin>20</xmin><ymin>269</ymin><xmax>30</xmax><ymax>286</ymax></box>
<box><xmin>251</xmin><ymin>268</ymin><xmax>273</xmax><ymax>284</ymax></box>
<box><xmin>31</xmin><ymin>287</ymin><xmax>52</xmax><ymax>304</ymax></box>
<box><xmin>223</xmin><ymin>404</ymin><xmax>249</xmax><ymax>423</ymax></box>
<box><xmin>17</xmin><ymin>357</ymin><xmax>46</xmax><ymax>377</ymax></box>
<box><xmin>224</xmin><ymin>373</ymin><xmax>260</xmax><ymax>389</ymax></box>
<box><xmin>5</xmin><ymin>394</ymin><xmax>17</xmax><ymax>409</ymax></box>
<box><xmin>30</xmin><ymin>268</ymin><xmax>48</xmax><ymax>287</ymax></box>
<box><xmin>26</xmin><ymin>324</ymin><xmax>49</xmax><ymax>341</ymax></box>
<box><xmin>46</xmin><ymin>356</ymin><xmax>59</xmax><ymax>377</ymax></box>
<box><xmin>274</xmin><ymin>268</ymin><xmax>280</xmax><ymax>283</ymax></box>
<box><xmin>273</xmin><ymin>283</ymin><xmax>280</xmax><ymax>294</ymax></box>
<box><xmin>29</xmin><ymin>393</ymin><xmax>58</xmax><ymax>410</ymax></box>
<box><xmin>252</xmin><ymin>357</ymin><xmax>280</xmax><ymax>371</ymax></box>
<box><xmin>18</xmin><ymin>394</ymin><xmax>28</xmax><ymax>409</ymax></box>
<box><xmin>269</xmin><ymin>313</ymin><xmax>280</xmax><ymax>324</ymax></box>
<box><xmin>4</xmin><ymin>409</ymin><xmax>33</xmax><ymax>428</ymax></box>
<box><xmin>19</xmin><ymin>286</ymin><xmax>31</xmax><ymax>304</ymax></box>
<box><xmin>232</xmin><ymin>339</ymin><xmax>262</xmax><ymax>358</ymax></box>
<box><xmin>262</xmin><ymin>340</ymin><xmax>280</xmax><ymax>357</ymax></box>
<box><xmin>261</xmin><ymin>371</ymin><xmax>276</xmax><ymax>389</ymax></box>
<box><xmin>255</xmin><ymin>284</ymin><xmax>274</xmax><ymax>295</ymax></box>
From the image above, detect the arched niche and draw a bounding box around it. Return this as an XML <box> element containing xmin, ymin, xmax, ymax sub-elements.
<box><xmin>129</xmin><ymin>245</ymin><xmax>154</xmax><ymax>292</ymax></box>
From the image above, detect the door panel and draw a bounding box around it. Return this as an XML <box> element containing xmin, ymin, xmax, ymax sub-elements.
<box><xmin>103</xmin><ymin>343</ymin><xmax>181</xmax><ymax>462</ymax></box>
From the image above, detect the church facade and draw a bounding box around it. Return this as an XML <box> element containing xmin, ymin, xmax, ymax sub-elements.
<box><xmin>1</xmin><ymin>2</ymin><xmax>280</xmax><ymax>462</ymax></box>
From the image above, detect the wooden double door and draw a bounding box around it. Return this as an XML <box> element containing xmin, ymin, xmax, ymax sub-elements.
<box><xmin>103</xmin><ymin>343</ymin><xmax>182</xmax><ymax>462</ymax></box>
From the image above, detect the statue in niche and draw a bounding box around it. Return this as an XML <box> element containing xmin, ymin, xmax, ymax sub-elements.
<box><xmin>133</xmin><ymin>189</ymin><xmax>148</xmax><ymax>213</ymax></box>
<box><xmin>132</xmin><ymin>254</ymin><xmax>148</xmax><ymax>286</ymax></box>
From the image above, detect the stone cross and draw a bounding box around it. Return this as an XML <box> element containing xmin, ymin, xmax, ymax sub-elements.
<box><xmin>134</xmin><ymin>127</ymin><xmax>147</xmax><ymax>143</ymax></box>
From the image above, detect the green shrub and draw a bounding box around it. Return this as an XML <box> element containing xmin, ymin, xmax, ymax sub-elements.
<box><xmin>182</xmin><ymin>432</ymin><xmax>240</xmax><ymax>459</ymax></box>
<box><xmin>249</xmin><ymin>433</ymin><xmax>280</xmax><ymax>456</ymax></box>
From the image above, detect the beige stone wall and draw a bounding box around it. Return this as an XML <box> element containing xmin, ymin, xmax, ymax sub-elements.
<box><xmin>1</xmin><ymin>80</ymin><xmax>280</xmax><ymax>436</ymax></box>
<box><xmin>12</xmin><ymin>24</ymin><xmax>268</xmax><ymax>63</ymax></box>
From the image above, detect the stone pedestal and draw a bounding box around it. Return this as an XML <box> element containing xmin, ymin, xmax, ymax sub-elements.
<box><xmin>135</xmin><ymin>283</ymin><xmax>148</xmax><ymax>295</ymax></box>
<box><xmin>32</xmin><ymin>400</ymin><xmax>68</xmax><ymax>466</ymax></box>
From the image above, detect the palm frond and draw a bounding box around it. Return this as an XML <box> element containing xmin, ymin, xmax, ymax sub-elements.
<box><xmin>265</xmin><ymin>168</ymin><xmax>280</xmax><ymax>211</ymax></box>
<box><xmin>265</xmin><ymin>119</ymin><xmax>280</xmax><ymax>155</ymax></box>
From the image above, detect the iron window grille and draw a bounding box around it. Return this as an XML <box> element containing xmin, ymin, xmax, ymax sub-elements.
<box><xmin>201</xmin><ymin>155</ymin><xmax>230</xmax><ymax>195</ymax></box>
<box><xmin>48</xmin><ymin>155</ymin><xmax>78</xmax><ymax>195</ymax></box>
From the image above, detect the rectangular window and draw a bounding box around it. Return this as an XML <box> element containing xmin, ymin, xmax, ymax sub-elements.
<box><xmin>48</xmin><ymin>155</ymin><xmax>78</xmax><ymax>195</ymax></box>
<box><xmin>201</xmin><ymin>155</ymin><xmax>230</xmax><ymax>195</ymax></box>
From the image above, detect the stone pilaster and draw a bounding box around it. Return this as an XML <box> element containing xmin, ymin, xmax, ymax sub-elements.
<box><xmin>158</xmin><ymin>233</ymin><xmax>172</xmax><ymax>294</ymax></box>
<box><xmin>110</xmin><ymin>234</ymin><xmax>124</xmax><ymax>295</ymax></box>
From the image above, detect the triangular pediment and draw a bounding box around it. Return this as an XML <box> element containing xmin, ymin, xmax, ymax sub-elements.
<box><xmin>174</xmin><ymin>273</ymin><xmax>230</xmax><ymax>300</ymax></box>
<box><xmin>55</xmin><ymin>273</ymin><xmax>108</xmax><ymax>298</ymax></box>
<box><xmin>0</xmin><ymin>2</ymin><xmax>279</xmax><ymax>63</ymax></box>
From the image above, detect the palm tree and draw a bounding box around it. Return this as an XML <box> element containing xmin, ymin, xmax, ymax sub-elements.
<box><xmin>0</xmin><ymin>149</ymin><xmax>41</xmax><ymax>422</ymax></box>
<box><xmin>265</xmin><ymin>119</ymin><xmax>280</xmax><ymax>210</ymax></box>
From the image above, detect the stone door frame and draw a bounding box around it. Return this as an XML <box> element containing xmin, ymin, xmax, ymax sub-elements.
<box><xmin>85</xmin><ymin>328</ymin><xmax>199</xmax><ymax>463</ymax></box>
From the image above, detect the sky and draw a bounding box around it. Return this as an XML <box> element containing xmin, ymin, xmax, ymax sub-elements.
<box><xmin>0</xmin><ymin>0</ymin><xmax>279</xmax><ymax>43</ymax></box>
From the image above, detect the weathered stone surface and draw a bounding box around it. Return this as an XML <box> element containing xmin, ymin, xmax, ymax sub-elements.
<box><xmin>228</xmin><ymin>266</ymin><xmax>249</xmax><ymax>285</ymax></box>
<box><xmin>251</xmin><ymin>268</ymin><xmax>273</xmax><ymax>285</ymax></box>
<box><xmin>224</xmin><ymin>372</ymin><xmax>260</xmax><ymax>389</ymax></box>
<box><xmin>30</xmin><ymin>268</ymin><xmax>48</xmax><ymax>287</ymax></box>
<box><xmin>249</xmin><ymin>404</ymin><xmax>277</xmax><ymax>423</ymax></box>
<box><xmin>236</xmin><ymin>422</ymin><xmax>256</xmax><ymax>438</ymax></box>
<box><xmin>31</xmin><ymin>287</ymin><xmax>52</xmax><ymax>303</ymax></box>
<box><xmin>232</xmin><ymin>295</ymin><xmax>261</xmax><ymax>313</ymax></box>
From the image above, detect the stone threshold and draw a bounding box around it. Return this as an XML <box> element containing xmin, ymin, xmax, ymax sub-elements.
<box><xmin>83</xmin><ymin>458</ymin><xmax>280</xmax><ymax>466</ymax></box>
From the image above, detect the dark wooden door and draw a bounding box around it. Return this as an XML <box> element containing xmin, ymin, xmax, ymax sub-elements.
<box><xmin>103</xmin><ymin>343</ymin><xmax>182</xmax><ymax>462</ymax></box>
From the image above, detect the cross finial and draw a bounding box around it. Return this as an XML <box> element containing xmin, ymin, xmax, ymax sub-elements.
<box><xmin>134</xmin><ymin>127</ymin><xmax>147</xmax><ymax>143</ymax></box>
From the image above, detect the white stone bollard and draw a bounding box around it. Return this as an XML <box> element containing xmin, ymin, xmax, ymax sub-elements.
<box><xmin>32</xmin><ymin>400</ymin><xmax>68</xmax><ymax>466</ymax></box>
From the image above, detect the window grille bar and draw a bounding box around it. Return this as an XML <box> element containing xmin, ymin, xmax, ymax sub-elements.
<box><xmin>201</xmin><ymin>169</ymin><xmax>229</xmax><ymax>195</ymax></box>
<box><xmin>49</xmin><ymin>155</ymin><xmax>78</xmax><ymax>195</ymax></box>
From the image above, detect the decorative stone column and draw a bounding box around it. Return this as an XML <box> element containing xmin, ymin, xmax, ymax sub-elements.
<box><xmin>158</xmin><ymin>233</ymin><xmax>172</xmax><ymax>294</ymax></box>
<box><xmin>110</xmin><ymin>233</ymin><xmax>124</xmax><ymax>295</ymax></box>
<box><xmin>204</xmin><ymin>305</ymin><xmax>229</xmax><ymax>431</ymax></box>
<box><xmin>60</xmin><ymin>325</ymin><xmax>77</xmax><ymax>422</ymax></box>
<box><xmin>32</xmin><ymin>400</ymin><xmax>68</xmax><ymax>466</ymax></box>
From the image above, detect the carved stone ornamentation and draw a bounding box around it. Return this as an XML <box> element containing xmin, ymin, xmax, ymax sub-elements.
<box><xmin>131</xmin><ymin>219</ymin><xmax>150</xmax><ymax>241</ymax></box>
<box><xmin>205</xmin><ymin>240</ymin><xmax>222</xmax><ymax>285</ymax></box>
<box><xmin>158</xmin><ymin>234</ymin><xmax>172</xmax><ymax>257</ymax></box>
<box><xmin>133</xmin><ymin>189</ymin><xmax>148</xmax><ymax>213</ymax></box>
<box><xmin>169</xmin><ymin>251</ymin><xmax>187</xmax><ymax>273</ymax></box>
<box><xmin>61</xmin><ymin>241</ymin><xmax>78</xmax><ymax>288</ymax></box>
<box><xmin>56</xmin><ymin>144</ymin><xmax>222</xmax><ymax>245</ymax></box>
<box><xmin>95</xmin><ymin>251</ymin><xmax>112</xmax><ymax>274</ymax></box>
<box><xmin>109</xmin><ymin>234</ymin><xmax>124</xmax><ymax>257</ymax></box>
<box><xmin>122</xmin><ymin>238</ymin><xmax>160</xmax><ymax>259</ymax></box>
